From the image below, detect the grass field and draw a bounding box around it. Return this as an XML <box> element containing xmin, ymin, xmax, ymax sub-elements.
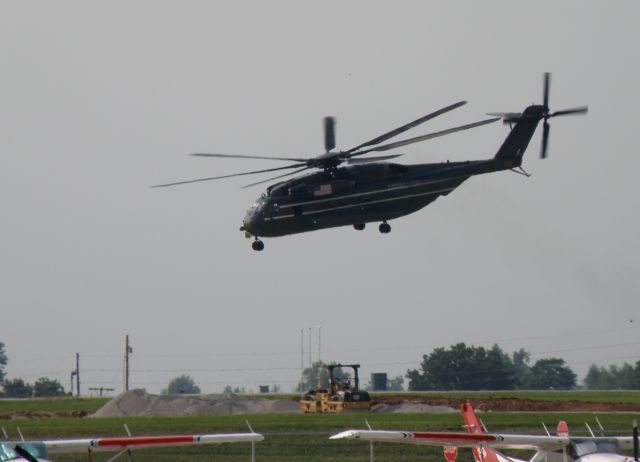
<box><xmin>0</xmin><ymin>397</ymin><xmax>109</xmax><ymax>415</ymax></box>
<box><xmin>2</xmin><ymin>392</ymin><xmax>640</xmax><ymax>462</ymax></box>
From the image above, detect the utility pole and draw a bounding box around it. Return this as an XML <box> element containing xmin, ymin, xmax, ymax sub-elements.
<box><xmin>318</xmin><ymin>326</ymin><xmax>321</xmax><ymax>363</ymax></box>
<box><xmin>308</xmin><ymin>327</ymin><xmax>312</xmax><ymax>367</ymax></box>
<box><xmin>75</xmin><ymin>353</ymin><xmax>80</xmax><ymax>397</ymax></box>
<box><xmin>124</xmin><ymin>335</ymin><xmax>133</xmax><ymax>392</ymax></box>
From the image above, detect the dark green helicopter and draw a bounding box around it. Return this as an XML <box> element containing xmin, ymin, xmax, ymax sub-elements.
<box><xmin>154</xmin><ymin>74</ymin><xmax>586</xmax><ymax>251</ymax></box>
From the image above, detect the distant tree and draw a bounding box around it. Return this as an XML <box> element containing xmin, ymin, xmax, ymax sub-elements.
<box><xmin>407</xmin><ymin>343</ymin><xmax>516</xmax><ymax>391</ymax></box>
<box><xmin>612</xmin><ymin>364</ymin><xmax>636</xmax><ymax>389</ymax></box>
<box><xmin>3</xmin><ymin>378</ymin><xmax>33</xmax><ymax>398</ymax></box>
<box><xmin>527</xmin><ymin>358</ymin><xmax>576</xmax><ymax>390</ymax></box>
<box><xmin>584</xmin><ymin>365</ymin><xmax>609</xmax><ymax>389</ymax></box>
<box><xmin>0</xmin><ymin>342</ymin><xmax>7</xmax><ymax>383</ymax></box>
<box><xmin>33</xmin><ymin>377</ymin><xmax>66</xmax><ymax>397</ymax></box>
<box><xmin>162</xmin><ymin>375</ymin><xmax>201</xmax><ymax>395</ymax></box>
<box><xmin>296</xmin><ymin>361</ymin><xmax>350</xmax><ymax>392</ymax></box>
<box><xmin>388</xmin><ymin>375</ymin><xmax>404</xmax><ymax>391</ymax></box>
<box><xmin>584</xmin><ymin>363</ymin><xmax>636</xmax><ymax>389</ymax></box>
<box><xmin>271</xmin><ymin>384</ymin><xmax>282</xmax><ymax>393</ymax></box>
<box><xmin>512</xmin><ymin>348</ymin><xmax>531</xmax><ymax>388</ymax></box>
<box><xmin>222</xmin><ymin>385</ymin><xmax>234</xmax><ymax>394</ymax></box>
<box><xmin>485</xmin><ymin>344</ymin><xmax>515</xmax><ymax>390</ymax></box>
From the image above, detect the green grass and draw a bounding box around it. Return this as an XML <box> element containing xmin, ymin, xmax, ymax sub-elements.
<box><xmin>0</xmin><ymin>397</ymin><xmax>108</xmax><ymax>416</ymax></box>
<box><xmin>2</xmin><ymin>393</ymin><xmax>640</xmax><ymax>461</ymax></box>
<box><xmin>3</xmin><ymin>411</ymin><xmax>640</xmax><ymax>462</ymax></box>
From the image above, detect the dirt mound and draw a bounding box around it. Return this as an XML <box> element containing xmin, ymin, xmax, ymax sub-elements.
<box><xmin>92</xmin><ymin>389</ymin><xmax>300</xmax><ymax>417</ymax></box>
<box><xmin>371</xmin><ymin>402</ymin><xmax>456</xmax><ymax>413</ymax></box>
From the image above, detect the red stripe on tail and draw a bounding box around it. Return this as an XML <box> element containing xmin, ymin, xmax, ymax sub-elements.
<box><xmin>461</xmin><ymin>403</ymin><xmax>500</xmax><ymax>462</ymax></box>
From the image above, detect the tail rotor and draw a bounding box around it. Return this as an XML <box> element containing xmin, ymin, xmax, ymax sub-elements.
<box><xmin>489</xmin><ymin>73</ymin><xmax>588</xmax><ymax>160</ymax></box>
<box><xmin>539</xmin><ymin>72</ymin><xmax>588</xmax><ymax>159</ymax></box>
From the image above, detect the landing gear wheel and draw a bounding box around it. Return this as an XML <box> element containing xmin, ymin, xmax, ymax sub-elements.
<box><xmin>251</xmin><ymin>239</ymin><xmax>264</xmax><ymax>251</ymax></box>
<box><xmin>353</xmin><ymin>223</ymin><xmax>365</xmax><ymax>231</ymax></box>
<box><xmin>379</xmin><ymin>222</ymin><xmax>391</xmax><ymax>234</ymax></box>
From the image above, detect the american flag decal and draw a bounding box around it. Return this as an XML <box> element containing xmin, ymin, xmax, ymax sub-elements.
<box><xmin>313</xmin><ymin>184</ymin><xmax>333</xmax><ymax>196</ymax></box>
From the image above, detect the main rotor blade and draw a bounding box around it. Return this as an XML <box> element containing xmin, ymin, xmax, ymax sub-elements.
<box><xmin>550</xmin><ymin>106</ymin><xmax>588</xmax><ymax>117</ymax></box>
<box><xmin>324</xmin><ymin>117</ymin><xmax>336</xmax><ymax>152</ymax></box>
<box><xmin>241</xmin><ymin>166</ymin><xmax>312</xmax><ymax>188</ymax></box>
<box><xmin>541</xmin><ymin>120</ymin><xmax>550</xmax><ymax>159</ymax></box>
<box><xmin>191</xmin><ymin>153</ymin><xmax>310</xmax><ymax>162</ymax></box>
<box><xmin>344</xmin><ymin>101</ymin><xmax>467</xmax><ymax>154</ymax></box>
<box><xmin>151</xmin><ymin>163</ymin><xmax>306</xmax><ymax>188</ymax></box>
<box><xmin>487</xmin><ymin>112</ymin><xmax>522</xmax><ymax>119</ymax></box>
<box><xmin>349</xmin><ymin>117</ymin><xmax>500</xmax><ymax>156</ymax></box>
<box><xmin>346</xmin><ymin>154</ymin><xmax>403</xmax><ymax>164</ymax></box>
<box><xmin>543</xmin><ymin>72</ymin><xmax>550</xmax><ymax>109</ymax></box>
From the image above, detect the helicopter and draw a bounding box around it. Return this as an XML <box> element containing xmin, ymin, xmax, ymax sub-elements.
<box><xmin>153</xmin><ymin>74</ymin><xmax>587</xmax><ymax>251</ymax></box>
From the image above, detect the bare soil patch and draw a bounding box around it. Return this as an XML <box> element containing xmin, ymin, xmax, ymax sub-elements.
<box><xmin>372</xmin><ymin>396</ymin><xmax>640</xmax><ymax>412</ymax></box>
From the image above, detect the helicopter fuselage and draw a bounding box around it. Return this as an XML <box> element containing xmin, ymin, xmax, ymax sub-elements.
<box><xmin>241</xmin><ymin>159</ymin><xmax>507</xmax><ymax>238</ymax></box>
<box><xmin>152</xmin><ymin>74</ymin><xmax>585</xmax><ymax>251</ymax></box>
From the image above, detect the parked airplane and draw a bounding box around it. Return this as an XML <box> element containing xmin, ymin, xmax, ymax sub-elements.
<box><xmin>1</xmin><ymin>430</ymin><xmax>264</xmax><ymax>462</ymax></box>
<box><xmin>331</xmin><ymin>403</ymin><xmax>638</xmax><ymax>462</ymax></box>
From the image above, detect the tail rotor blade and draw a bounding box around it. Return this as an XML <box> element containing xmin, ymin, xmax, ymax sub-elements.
<box><xmin>324</xmin><ymin>117</ymin><xmax>336</xmax><ymax>152</ymax></box>
<box><xmin>541</xmin><ymin>120</ymin><xmax>550</xmax><ymax>159</ymax></box>
<box><xmin>551</xmin><ymin>106</ymin><xmax>589</xmax><ymax>117</ymax></box>
<box><xmin>543</xmin><ymin>72</ymin><xmax>550</xmax><ymax>110</ymax></box>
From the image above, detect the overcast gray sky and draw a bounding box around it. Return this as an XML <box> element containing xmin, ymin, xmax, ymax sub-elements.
<box><xmin>1</xmin><ymin>1</ymin><xmax>639</xmax><ymax>395</ymax></box>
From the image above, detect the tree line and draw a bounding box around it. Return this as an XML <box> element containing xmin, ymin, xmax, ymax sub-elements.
<box><xmin>0</xmin><ymin>343</ymin><xmax>67</xmax><ymax>397</ymax></box>
<box><xmin>406</xmin><ymin>343</ymin><xmax>578</xmax><ymax>390</ymax></box>
<box><xmin>2</xmin><ymin>340</ymin><xmax>640</xmax><ymax>395</ymax></box>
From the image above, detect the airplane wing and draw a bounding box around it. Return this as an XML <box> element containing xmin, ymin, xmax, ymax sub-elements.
<box><xmin>41</xmin><ymin>432</ymin><xmax>264</xmax><ymax>454</ymax></box>
<box><xmin>330</xmin><ymin>430</ymin><xmax>569</xmax><ymax>451</ymax></box>
<box><xmin>616</xmin><ymin>437</ymin><xmax>634</xmax><ymax>450</ymax></box>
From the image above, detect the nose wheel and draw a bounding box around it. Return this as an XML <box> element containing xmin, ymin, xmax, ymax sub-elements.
<box><xmin>379</xmin><ymin>221</ymin><xmax>391</xmax><ymax>234</ymax></box>
<box><xmin>251</xmin><ymin>239</ymin><xmax>264</xmax><ymax>251</ymax></box>
<box><xmin>353</xmin><ymin>223</ymin><xmax>365</xmax><ymax>230</ymax></box>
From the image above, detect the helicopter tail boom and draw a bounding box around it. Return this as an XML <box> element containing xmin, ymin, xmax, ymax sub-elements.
<box><xmin>493</xmin><ymin>107</ymin><xmax>541</xmax><ymax>167</ymax></box>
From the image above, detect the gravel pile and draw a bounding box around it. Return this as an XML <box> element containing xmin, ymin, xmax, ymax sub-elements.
<box><xmin>92</xmin><ymin>389</ymin><xmax>300</xmax><ymax>417</ymax></box>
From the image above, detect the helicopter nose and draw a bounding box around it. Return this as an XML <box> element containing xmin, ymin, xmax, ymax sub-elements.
<box><xmin>240</xmin><ymin>218</ymin><xmax>252</xmax><ymax>235</ymax></box>
<box><xmin>241</xmin><ymin>212</ymin><xmax>262</xmax><ymax>236</ymax></box>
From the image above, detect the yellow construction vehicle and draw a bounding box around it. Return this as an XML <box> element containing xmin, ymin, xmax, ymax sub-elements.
<box><xmin>299</xmin><ymin>364</ymin><xmax>371</xmax><ymax>413</ymax></box>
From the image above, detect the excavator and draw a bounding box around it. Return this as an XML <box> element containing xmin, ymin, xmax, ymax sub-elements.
<box><xmin>299</xmin><ymin>364</ymin><xmax>371</xmax><ymax>413</ymax></box>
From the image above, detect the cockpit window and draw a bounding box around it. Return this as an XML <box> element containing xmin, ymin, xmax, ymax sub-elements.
<box><xmin>570</xmin><ymin>439</ymin><xmax>622</xmax><ymax>458</ymax></box>
<box><xmin>0</xmin><ymin>444</ymin><xmax>18</xmax><ymax>462</ymax></box>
